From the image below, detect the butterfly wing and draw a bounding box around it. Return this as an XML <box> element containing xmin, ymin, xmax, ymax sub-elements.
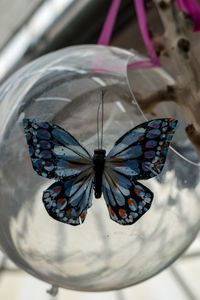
<box><xmin>23</xmin><ymin>119</ymin><xmax>92</xmax><ymax>179</ymax></box>
<box><xmin>43</xmin><ymin>168</ymin><xmax>94</xmax><ymax>225</ymax></box>
<box><xmin>106</xmin><ymin>118</ymin><xmax>178</xmax><ymax>180</ymax></box>
<box><xmin>23</xmin><ymin>119</ymin><xmax>94</xmax><ymax>225</ymax></box>
<box><xmin>103</xmin><ymin>118</ymin><xmax>178</xmax><ymax>225</ymax></box>
<box><xmin>103</xmin><ymin>169</ymin><xmax>153</xmax><ymax>225</ymax></box>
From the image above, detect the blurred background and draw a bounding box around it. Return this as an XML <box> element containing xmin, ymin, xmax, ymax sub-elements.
<box><xmin>0</xmin><ymin>0</ymin><xmax>161</xmax><ymax>83</ymax></box>
<box><xmin>0</xmin><ymin>0</ymin><xmax>200</xmax><ymax>299</ymax></box>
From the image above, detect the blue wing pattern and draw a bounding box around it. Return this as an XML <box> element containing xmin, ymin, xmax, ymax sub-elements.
<box><xmin>43</xmin><ymin>168</ymin><xmax>93</xmax><ymax>225</ymax></box>
<box><xmin>103</xmin><ymin>170</ymin><xmax>153</xmax><ymax>225</ymax></box>
<box><xmin>106</xmin><ymin>118</ymin><xmax>178</xmax><ymax>180</ymax></box>
<box><xmin>23</xmin><ymin>118</ymin><xmax>178</xmax><ymax>226</ymax></box>
<box><xmin>103</xmin><ymin>118</ymin><xmax>178</xmax><ymax>225</ymax></box>
<box><xmin>23</xmin><ymin>119</ymin><xmax>92</xmax><ymax>179</ymax></box>
<box><xmin>23</xmin><ymin>119</ymin><xmax>94</xmax><ymax>225</ymax></box>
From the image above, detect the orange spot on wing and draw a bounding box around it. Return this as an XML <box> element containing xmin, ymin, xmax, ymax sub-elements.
<box><xmin>57</xmin><ymin>198</ymin><xmax>65</xmax><ymax>205</ymax></box>
<box><xmin>109</xmin><ymin>207</ymin><xmax>115</xmax><ymax>217</ymax></box>
<box><xmin>169</xmin><ymin>118</ymin><xmax>176</xmax><ymax>123</ymax></box>
<box><xmin>128</xmin><ymin>199</ymin><xmax>135</xmax><ymax>206</ymax></box>
<box><xmin>160</xmin><ymin>144</ymin><xmax>167</xmax><ymax>152</ymax></box>
<box><xmin>152</xmin><ymin>161</ymin><xmax>162</xmax><ymax>173</ymax></box>
<box><xmin>80</xmin><ymin>212</ymin><xmax>85</xmax><ymax>219</ymax></box>
<box><xmin>119</xmin><ymin>208</ymin><xmax>126</xmax><ymax>217</ymax></box>
<box><xmin>54</xmin><ymin>188</ymin><xmax>61</xmax><ymax>194</ymax></box>
<box><xmin>135</xmin><ymin>188</ymin><xmax>141</xmax><ymax>195</ymax></box>
<box><xmin>66</xmin><ymin>208</ymin><xmax>72</xmax><ymax>215</ymax></box>
<box><xmin>37</xmin><ymin>163</ymin><xmax>43</xmax><ymax>172</ymax></box>
<box><xmin>138</xmin><ymin>136</ymin><xmax>144</xmax><ymax>141</ymax></box>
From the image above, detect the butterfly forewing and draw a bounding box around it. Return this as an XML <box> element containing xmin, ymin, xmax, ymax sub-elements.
<box><xmin>106</xmin><ymin>118</ymin><xmax>178</xmax><ymax>180</ymax></box>
<box><xmin>23</xmin><ymin>119</ymin><xmax>92</xmax><ymax>179</ymax></box>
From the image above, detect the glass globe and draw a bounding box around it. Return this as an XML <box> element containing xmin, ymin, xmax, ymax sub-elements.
<box><xmin>0</xmin><ymin>45</ymin><xmax>199</xmax><ymax>291</ymax></box>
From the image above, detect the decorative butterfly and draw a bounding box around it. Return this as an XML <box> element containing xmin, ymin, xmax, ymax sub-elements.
<box><xmin>23</xmin><ymin>117</ymin><xmax>178</xmax><ymax>226</ymax></box>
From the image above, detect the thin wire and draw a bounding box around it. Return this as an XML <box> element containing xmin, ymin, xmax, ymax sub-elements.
<box><xmin>101</xmin><ymin>90</ymin><xmax>104</xmax><ymax>149</ymax></box>
<box><xmin>97</xmin><ymin>100</ymin><xmax>101</xmax><ymax>149</ymax></box>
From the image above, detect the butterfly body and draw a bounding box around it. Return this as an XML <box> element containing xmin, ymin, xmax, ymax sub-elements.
<box><xmin>23</xmin><ymin>117</ymin><xmax>178</xmax><ymax>226</ymax></box>
<box><xmin>93</xmin><ymin>149</ymin><xmax>106</xmax><ymax>198</ymax></box>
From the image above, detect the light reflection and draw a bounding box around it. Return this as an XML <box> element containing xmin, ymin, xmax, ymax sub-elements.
<box><xmin>92</xmin><ymin>77</ymin><xmax>106</xmax><ymax>87</ymax></box>
<box><xmin>36</xmin><ymin>97</ymin><xmax>72</xmax><ymax>102</ymax></box>
<box><xmin>0</xmin><ymin>0</ymin><xmax>76</xmax><ymax>82</ymax></box>
<box><xmin>116</xmin><ymin>101</ymin><xmax>126</xmax><ymax>112</ymax></box>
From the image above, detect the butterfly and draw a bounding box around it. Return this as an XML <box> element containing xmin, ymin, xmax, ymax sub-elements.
<box><xmin>23</xmin><ymin>118</ymin><xmax>178</xmax><ymax>226</ymax></box>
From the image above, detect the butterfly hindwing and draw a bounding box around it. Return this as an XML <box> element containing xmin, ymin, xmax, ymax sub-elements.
<box><xmin>103</xmin><ymin>168</ymin><xmax>153</xmax><ymax>225</ymax></box>
<box><xmin>23</xmin><ymin>119</ymin><xmax>92</xmax><ymax>179</ymax></box>
<box><xmin>106</xmin><ymin>118</ymin><xmax>178</xmax><ymax>180</ymax></box>
<box><xmin>43</xmin><ymin>167</ymin><xmax>94</xmax><ymax>225</ymax></box>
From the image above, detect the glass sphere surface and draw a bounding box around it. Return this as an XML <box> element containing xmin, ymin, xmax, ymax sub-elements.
<box><xmin>0</xmin><ymin>45</ymin><xmax>199</xmax><ymax>291</ymax></box>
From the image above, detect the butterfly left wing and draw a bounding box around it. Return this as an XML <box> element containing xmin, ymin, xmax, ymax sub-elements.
<box><xmin>103</xmin><ymin>118</ymin><xmax>178</xmax><ymax>225</ymax></box>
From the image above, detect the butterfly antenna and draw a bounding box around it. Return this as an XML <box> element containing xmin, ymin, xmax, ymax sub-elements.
<box><xmin>97</xmin><ymin>99</ymin><xmax>101</xmax><ymax>149</ymax></box>
<box><xmin>97</xmin><ymin>89</ymin><xmax>105</xmax><ymax>149</ymax></box>
<box><xmin>101</xmin><ymin>89</ymin><xmax>104</xmax><ymax>149</ymax></box>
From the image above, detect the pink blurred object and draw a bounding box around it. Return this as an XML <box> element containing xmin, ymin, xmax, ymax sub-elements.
<box><xmin>97</xmin><ymin>0</ymin><xmax>121</xmax><ymax>45</ymax></box>
<box><xmin>128</xmin><ymin>59</ymin><xmax>159</xmax><ymax>70</ymax></box>
<box><xmin>176</xmin><ymin>0</ymin><xmax>200</xmax><ymax>32</ymax></box>
<box><xmin>133</xmin><ymin>0</ymin><xmax>160</xmax><ymax>68</ymax></box>
<box><xmin>98</xmin><ymin>0</ymin><xmax>200</xmax><ymax>70</ymax></box>
<box><xmin>98</xmin><ymin>0</ymin><xmax>160</xmax><ymax>69</ymax></box>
